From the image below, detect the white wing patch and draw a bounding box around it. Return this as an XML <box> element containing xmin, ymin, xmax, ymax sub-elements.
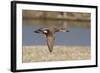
<box><xmin>43</xmin><ymin>30</ymin><xmax>48</xmax><ymax>33</ymax></box>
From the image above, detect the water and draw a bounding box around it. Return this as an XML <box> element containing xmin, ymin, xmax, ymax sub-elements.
<box><xmin>22</xmin><ymin>24</ymin><xmax>90</xmax><ymax>46</ymax></box>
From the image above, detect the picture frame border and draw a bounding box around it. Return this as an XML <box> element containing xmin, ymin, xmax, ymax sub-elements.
<box><xmin>11</xmin><ymin>1</ymin><xmax>98</xmax><ymax>72</ymax></box>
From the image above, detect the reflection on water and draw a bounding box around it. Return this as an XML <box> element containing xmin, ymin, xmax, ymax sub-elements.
<box><xmin>22</xmin><ymin>24</ymin><xmax>90</xmax><ymax>46</ymax></box>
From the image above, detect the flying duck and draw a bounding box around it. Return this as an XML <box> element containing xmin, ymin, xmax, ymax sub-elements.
<box><xmin>34</xmin><ymin>27</ymin><xmax>69</xmax><ymax>53</ymax></box>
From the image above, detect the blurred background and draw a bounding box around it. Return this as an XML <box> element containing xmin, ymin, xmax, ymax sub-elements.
<box><xmin>22</xmin><ymin>10</ymin><xmax>91</xmax><ymax>46</ymax></box>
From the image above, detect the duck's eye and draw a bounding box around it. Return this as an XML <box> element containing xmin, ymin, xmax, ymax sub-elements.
<box><xmin>43</xmin><ymin>30</ymin><xmax>48</xmax><ymax>33</ymax></box>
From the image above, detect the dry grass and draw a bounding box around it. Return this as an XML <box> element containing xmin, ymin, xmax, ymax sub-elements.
<box><xmin>22</xmin><ymin>46</ymin><xmax>90</xmax><ymax>63</ymax></box>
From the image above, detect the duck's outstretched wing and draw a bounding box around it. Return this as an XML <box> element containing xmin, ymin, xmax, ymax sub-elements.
<box><xmin>47</xmin><ymin>35</ymin><xmax>55</xmax><ymax>53</ymax></box>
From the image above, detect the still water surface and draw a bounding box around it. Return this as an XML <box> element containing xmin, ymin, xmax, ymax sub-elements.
<box><xmin>22</xmin><ymin>24</ymin><xmax>90</xmax><ymax>46</ymax></box>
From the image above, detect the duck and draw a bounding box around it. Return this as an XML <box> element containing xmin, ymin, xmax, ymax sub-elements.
<box><xmin>34</xmin><ymin>27</ymin><xmax>69</xmax><ymax>53</ymax></box>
